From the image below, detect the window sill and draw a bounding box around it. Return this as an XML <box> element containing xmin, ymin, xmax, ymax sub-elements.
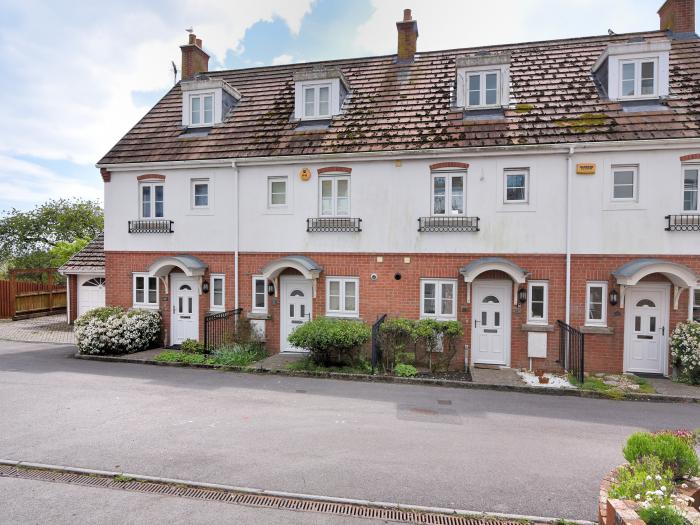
<box><xmin>521</xmin><ymin>323</ymin><xmax>554</xmax><ymax>332</ymax></box>
<box><xmin>133</xmin><ymin>304</ymin><xmax>159</xmax><ymax>310</ymax></box>
<box><xmin>248</xmin><ymin>312</ymin><xmax>270</xmax><ymax>320</ymax></box>
<box><xmin>579</xmin><ymin>325</ymin><xmax>614</xmax><ymax>335</ymax></box>
<box><xmin>325</xmin><ymin>313</ymin><xmax>360</xmax><ymax>319</ymax></box>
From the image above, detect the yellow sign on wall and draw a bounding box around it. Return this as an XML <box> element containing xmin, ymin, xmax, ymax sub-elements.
<box><xmin>299</xmin><ymin>168</ymin><xmax>311</xmax><ymax>181</ymax></box>
<box><xmin>576</xmin><ymin>163</ymin><xmax>596</xmax><ymax>175</ymax></box>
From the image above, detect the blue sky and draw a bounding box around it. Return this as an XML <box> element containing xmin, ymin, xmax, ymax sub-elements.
<box><xmin>0</xmin><ymin>0</ymin><xmax>693</xmax><ymax>211</ymax></box>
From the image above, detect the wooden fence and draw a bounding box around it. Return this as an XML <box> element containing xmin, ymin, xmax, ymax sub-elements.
<box><xmin>0</xmin><ymin>268</ymin><xmax>67</xmax><ymax>319</ymax></box>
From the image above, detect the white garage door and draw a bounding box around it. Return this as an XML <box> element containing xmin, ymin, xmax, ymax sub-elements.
<box><xmin>77</xmin><ymin>275</ymin><xmax>106</xmax><ymax>317</ymax></box>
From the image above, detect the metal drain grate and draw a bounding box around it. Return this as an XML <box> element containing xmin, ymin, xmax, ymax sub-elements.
<box><xmin>0</xmin><ymin>464</ymin><xmax>526</xmax><ymax>525</ymax></box>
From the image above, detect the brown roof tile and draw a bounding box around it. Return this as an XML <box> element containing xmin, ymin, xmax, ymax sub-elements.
<box><xmin>59</xmin><ymin>234</ymin><xmax>104</xmax><ymax>274</ymax></box>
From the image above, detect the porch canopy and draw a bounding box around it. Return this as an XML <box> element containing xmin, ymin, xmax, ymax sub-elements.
<box><xmin>148</xmin><ymin>255</ymin><xmax>208</xmax><ymax>278</ymax></box>
<box><xmin>612</xmin><ymin>258</ymin><xmax>699</xmax><ymax>309</ymax></box>
<box><xmin>459</xmin><ymin>257</ymin><xmax>530</xmax><ymax>305</ymax></box>
<box><xmin>262</xmin><ymin>256</ymin><xmax>323</xmax><ymax>297</ymax></box>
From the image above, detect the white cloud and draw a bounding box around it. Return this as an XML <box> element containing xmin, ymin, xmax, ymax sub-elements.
<box><xmin>272</xmin><ymin>53</ymin><xmax>295</xmax><ymax>65</ymax></box>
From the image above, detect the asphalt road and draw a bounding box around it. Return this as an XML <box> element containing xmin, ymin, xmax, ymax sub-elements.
<box><xmin>1</xmin><ymin>341</ymin><xmax>698</xmax><ymax>521</ymax></box>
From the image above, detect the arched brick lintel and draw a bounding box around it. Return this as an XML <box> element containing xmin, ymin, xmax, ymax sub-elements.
<box><xmin>136</xmin><ymin>174</ymin><xmax>166</xmax><ymax>181</ymax></box>
<box><xmin>680</xmin><ymin>153</ymin><xmax>700</xmax><ymax>162</ymax></box>
<box><xmin>430</xmin><ymin>162</ymin><xmax>469</xmax><ymax>171</ymax></box>
<box><xmin>318</xmin><ymin>166</ymin><xmax>352</xmax><ymax>174</ymax></box>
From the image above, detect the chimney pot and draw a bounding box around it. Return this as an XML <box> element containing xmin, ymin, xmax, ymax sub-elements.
<box><xmin>195</xmin><ymin>38</ymin><xmax>202</xmax><ymax>48</ymax></box>
<box><xmin>396</xmin><ymin>8</ymin><xmax>418</xmax><ymax>63</ymax></box>
<box><xmin>658</xmin><ymin>0</ymin><xmax>696</xmax><ymax>34</ymax></box>
<box><xmin>188</xmin><ymin>33</ymin><xmax>196</xmax><ymax>45</ymax></box>
<box><xmin>181</xmin><ymin>33</ymin><xmax>210</xmax><ymax>81</ymax></box>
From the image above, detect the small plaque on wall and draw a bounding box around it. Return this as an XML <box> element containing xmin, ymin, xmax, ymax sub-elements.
<box><xmin>576</xmin><ymin>163</ymin><xmax>596</xmax><ymax>175</ymax></box>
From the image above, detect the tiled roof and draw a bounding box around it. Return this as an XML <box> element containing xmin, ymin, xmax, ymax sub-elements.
<box><xmin>99</xmin><ymin>30</ymin><xmax>700</xmax><ymax>165</ymax></box>
<box><xmin>59</xmin><ymin>233</ymin><xmax>104</xmax><ymax>274</ymax></box>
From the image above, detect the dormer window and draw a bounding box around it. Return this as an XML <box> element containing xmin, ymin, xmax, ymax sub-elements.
<box><xmin>592</xmin><ymin>40</ymin><xmax>670</xmax><ymax>102</ymax></box>
<box><xmin>456</xmin><ymin>53</ymin><xmax>510</xmax><ymax>111</ymax></box>
<box><xmin>293</xmin><ymin>68</ymin><xmax>349</xmax><ymax>122</ymax></box>
<box><xmin>181</xmin><ymin>76</ymin><xmax>241</xmax><ymax>129</ymax></box>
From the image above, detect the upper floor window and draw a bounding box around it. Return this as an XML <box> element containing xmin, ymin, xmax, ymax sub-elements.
<box><xmin>455</xmin><ymin>53</ymin><xmax>510</xmax><ymax>110</ymax></box>
<box><xmin>612</xmin><ymin>165</ymin><xmax>638</xmax><ymax>201</ymax></box>
<box><xmin>586</xmin><ymin>282</ymin><xmax>608</xmax><ymax>327</ymax></box>
<box><xmin>293</xmin><ymin>69</ymin><xmax>349</xmax><ymax>121</ymax></box>
<box><xmin>210</xmin><ymin>274</ymin><xmax>225</xmax><ymax>311</ymax></box>
<box><xmin>304</xmin><ymin>84</ymin><xmax>331</xmax><ymax>119</ymax></box>
<box><xmin>620</xmin><ymin>59</ymin><xmax>657</xmax><ymax>99</ymax></box>
<box><xmin>140</xmin><ymin>183</ymin><xmax>164</xmax><ymax>218</ymax></box>
<box><xmin>527</xmin><ymin>281</ymin><xmax>548</xmax><ymax>325</ymax></box>
<box><xmin>268</xmin><ymin>177</ymin><xmax>288</xmax><ymax>208</ymax></box>
<box><xmin>432</xmin><ymin>171</ymin><xmax>465</xmax><ymax>215</ymax></box>
<box><xmin>420</xmin><ymin>279</ymin><xmax>457</xmax><ymax>320</ymax></box>
<box><xmin>319</xmin><ymin>175</ymin><xmax>350</xmax><ymax>217</ymax></box>
<box><xmin>683</xmin><ymin>166</ymin><xmax>699</xmax><ymax>212</ymax></box>
<box><xmin>466</xmin><ymin>71</ymin><xmax>500</xmax><ymax>107</ymax></box>
<box><xmin>190</xmin><ymin>93</ymin><xmax>214</xmax><ymax>126</ymax></box>
<box><xmin>133</xmin><ymin>273</ymin><xmax>158</xmax><ymax>308</ymax></box>
<box><xmin>326</xmin><ymin>277</ymin><xmax>359</xmax><ymax>317</ymax></box>
<box><xmin>191</xmin><ymin>179</ymin><xmax>209</xmax><ymax>208</ymax></box>
<box><xmin>504</xmin><ymin>169</ymin><xmax>528</xmax><ymax>203</ymax></box>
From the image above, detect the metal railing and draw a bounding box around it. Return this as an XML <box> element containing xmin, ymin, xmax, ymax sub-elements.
<box><xmin>665</xmin><ymin>214</ymin><xmax>700</xmax><ymax>232</ymax></box>
<box><xmin>371</xmin><ymin>314</ymin><xmax>387</xmax><ymax>373</ymax></box>
<box><xmin>203</xmin><ymin>308</ymin><xmax>242</xmax><ymax>352</ymax></box>
<box><xmin>556</xmin><ymin>320</ymin><xmax>584</xmax><ymax>384</ymax></box>
<box><xmin>128</xmin><ymin>219</ymin><xmax>174</xmax><ymax>234</ymax></box>
<box><xmin>307</xmin><ymin>217</ymin><xmax>362</xmax><ymax>232</ymax></box>
<box><xmin>417</xmin><ymin>216</ymin><xmax>480</xmax><ymax>232</ymax></box>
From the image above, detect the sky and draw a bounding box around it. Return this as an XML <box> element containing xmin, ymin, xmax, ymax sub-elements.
<box><xmin>0</xmin><ymin>0</ymin><xmax>693</xmax><ymax>212</ymax></box>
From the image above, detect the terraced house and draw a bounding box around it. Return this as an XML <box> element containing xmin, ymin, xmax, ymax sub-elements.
<box><xmin>62</xmin><ymin>0</ymin><xmax>700</xmax><ymax>375</ymax></box>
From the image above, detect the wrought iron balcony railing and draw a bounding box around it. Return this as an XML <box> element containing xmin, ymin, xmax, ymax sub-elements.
<box><xmin>128</xmin><ymin>219</ymin><xmax>174</xmax><ymax>234</ymax></box>
<box><xmin>665</xmin><ymin>214</ymin><xmax>700</xmax><ymax>232</ymax></box>
<box><xmin>418</xmin><ymin>216</ymin><xmax>480</xmax><ymax>232</ymax></box>
<box><xmin>306</xmin><ymin>217</ymin><xmax>362</xmax><ymax>232</ymax></box>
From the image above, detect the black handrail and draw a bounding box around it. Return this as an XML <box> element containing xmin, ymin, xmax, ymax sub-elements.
<box><xmin>307</xmin><ymin>217</ymin><xmax>362</xmax><ymax>232</ymax></box>
<box><xmin>371</xmin><ymin>314</ymin><xmax>387</xmax><ymax>373</ymax></box>
<box><xmin>204</xmin><ymin>308</ymin><xmax>242</xmax><ymax>352</ymax></box>
<box><xmin>417</xmin><ymin>216</ymin><xmax>480</xmax><ymax>232</ymax></box>
<box><xmin>665</xmin><ymin>214</ymin><xmax>700</xmax><ymax>232</ymax></box>
<box><xmin>556</xmin><ymin>320</ymin><xmax>584</xmax><ymax>383</ymax></box>
<box><xmin>128</xmin><ymin>219</ymin><xmax>174</xmax><ymax>233</ymax></box>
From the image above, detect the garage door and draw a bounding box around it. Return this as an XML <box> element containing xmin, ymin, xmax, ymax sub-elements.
<box><xmin>77</xmin><ymin>276</ymin><xmax>106</xmax><ymax>317</ymax></box>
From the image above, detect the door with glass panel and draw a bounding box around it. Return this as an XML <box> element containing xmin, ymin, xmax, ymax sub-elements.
<box><xmin>171</xmin><ymin>275</ymin><xmax>199</xmax><ymax>345</ymax></box>
<box><xmin>471</xmin><ymin>281</ymin><xmax>511</xmax><ymax>366</ymax></box>
<box><xmin>624</xmin><ymin>285</ymin><xmax>668</xmax><ymax>374</ymax></box>
<box><xmin>280</xmin><ymin>276</ymin><xmax>313</xmax><ymax>353</ymax></box>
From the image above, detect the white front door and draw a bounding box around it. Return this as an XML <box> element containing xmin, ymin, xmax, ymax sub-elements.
<box><xmin>624</xmin><ymin>285</ymin><xmax>669</xmax><ymax>375</ymax></box>
<box><xmin>77</xmin><ymin>275</ymin><xmax>106</xmax><ymax>317</ymax></box>
<box><xmin>280</xmin><ymin>276</ymin><xmax>312</xmax><ymax>353</ymax></box>
<box><xmin>471</xmin><ymin>280</ymin><xmax>511</xmax><ymax>366</ymax></box>
<box><xmin>171</xmin><ymin>275</ymin><xmax>199</xmax><ymax>345</ymax></box>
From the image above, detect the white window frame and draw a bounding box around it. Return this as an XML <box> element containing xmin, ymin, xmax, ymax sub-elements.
<box><xmin>319</xmin><ymin>175</ymin><xmax>350</xmax><ymax>217</ymax></box>
<box><xmin>585</xmin><ymin>282</ymin><xmax>608</xmax><ymax>327</ymax></box>
<box><xmin>503</xmin><ymin>168</ymin><xmax>529</xmax><ymax>204</ymax></box>
<box><xmin>611</xmin><ymin>165</ymin><xmax>639</xmax><ymax>202</ymax></box>
<box><xmin>527</xmin><ymin>281</ymin><xmax>548</xmax><ymax>325</ymax></box>
<box><xmin>456</xmin><ymin>61</ymin><xmax>510</xmax><ymax>109</ymax></box>
<box><xmin>464</xmin><ymin>70</ymin><xmax>501</xmax><ymax>108</ymax></box>
<box><xmin>267</xmin><ymin>176</ymin><xmax>288</xmax><ymax>208</ymax></box>
<box><xmin>325</xmin><ymin>277</ymin><xmax>359</xmax><ymax>318</ymax></box>
<box><xmin>139</xmin><ymin>182</ymin><xmax>164</xmax><ymax>219</ymax></box>
<box><xmin>191</xmin><ymin>179</ymin><xmax>210</xmax><ymax>209</ymax></box>
<box><xmin>302</xmin><ymin>82</ymin><xmax>332</xmax><ymax>119</ymax></box>
<box><xmin>689</xmin><ymin>287</ymin><xmax>700</xmax><ymax>322</ymax></box>
<box><xmin>210</xmin><ymin>274</ymin><xmax>225</xmax><ymax>311</ymax></box>
<box><xmin>252</xmin><ymin>275</ymin><xmax>267</xmax><ymax>313</ymax></box>
<box><xmin>431</xmin><ymin>170</ymin><xmax>466</xmax><ymax>216</ymax></box>
<box><xmin>189</xmin><ymin>92</ymin><xmax>215</xmax><ymax>127</ymax></box>
<box><xmin>682</xmin><ymin>164</ymin><xmax>699</xmax><ymax>212</ymax></box>
<box><xmin>618</xmin><ymin>58</ymin><xmax>658</xmax><ymax>100</ymax></box>
<box><xmin>132</xmin><ymin>273</ymin><xmax>159</xmax><ymax>308</ymax></box>
<box><xmin>420</xmin><ymin>279</ymin><xmax>457</xmax><ymax>320</ymax></box>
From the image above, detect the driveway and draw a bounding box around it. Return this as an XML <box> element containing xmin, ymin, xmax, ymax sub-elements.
<box><xmin>0</xmin><ymin>314</ymin><xmax>74</xmax><ymax>344</ymax></box>
<box><xmin>1</xmin><ymin>341</ymin><xmax>698</xmax><ymax>521</ymax></box>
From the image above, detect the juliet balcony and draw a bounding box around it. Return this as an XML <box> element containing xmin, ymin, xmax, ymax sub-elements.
<box><xmin>128</xmin><ymin>219</ymin><xmax>175</xmax><ymax>234</ymax></box>
<box><xmin>306</xmin><ymin>217</ymin><xmax>362</xmax><ymax>233</ymax></box>
<box><xmin>417</xmin><ymin>216</ymin><xmax>480</xmax><ymax>233</ymax></box>
<box><xmin>665</xmin><ymin>214</ymin><xmax>700</xmax><ymax>232</ymax></box>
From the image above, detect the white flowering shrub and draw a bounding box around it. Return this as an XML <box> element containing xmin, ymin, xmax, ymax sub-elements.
<box><xmin>670</xmin><ymin>321</ymin><xmax>700</xmax><ymax>384</ymax></box>
<box><xmin>75</xmin><ymin>307</ymin><xmax>161</xmax><ymax>355</ymax></box>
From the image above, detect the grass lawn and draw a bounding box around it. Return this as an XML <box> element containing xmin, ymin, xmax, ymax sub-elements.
<box><xmin>154</xmin><ymin>344</ymin><xmax>266</xmax><ymax>368</ymax></box>
<box><xmin>285</xmin><ymin>356</ymin><xmax>373</xmax><ymax>375</ymax></box>
<box><xmin>569</xmin><ymin>374</ymin><xmax>655</xmax><ymax>399</ymax></box>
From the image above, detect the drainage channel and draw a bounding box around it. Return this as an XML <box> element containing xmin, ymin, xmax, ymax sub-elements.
<box><xmin>0</xmin><ymin>463</ymin><xmax>542</xmax><ymax>525</ymax></box>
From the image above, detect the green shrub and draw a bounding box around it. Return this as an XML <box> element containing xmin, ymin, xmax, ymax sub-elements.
<box><xmin>394</xmin><ymin>363</ymin><xmax>418</xmax><ymax>377</ymax></box>
<box><xmin>285</xmin><ymin>356</ymin><xmax>372</xmax><ymax>375</ymax></box>
<box><xmin>378</xmin><ymin>318</ymin><xmax>415</xmax><ymax>372</ymax></box>
<box><xmin>76</xmin><ymin>306</ymin><xmax>125</xmax><ymax>323</ymax></box>
<box><xmin>608</xmin><ymin>456</ymin><xmax>673</xmax><ymax>505</ymax></box>
<box><xmin>395</xmin><ymin>352</ymin><xmax>415</xmax><ymax>365</ymax></box>
<box><xmin>75</xmin><ymin>307</ymin><xmax>161</xmax><ymax>355</ymax></box>
<box><xmin>670</xmin><ymin>321</ymin><xmax>700</xmax><ymax>384</ymax></box>
<box><xmin>624</xmin><ymin>431</ymin><xmax>699</xmax><ymax>479</ymax></box>
<box><xmin>180</xmin><ymin>339</ymin><xmax>205</xmax><ymax>354</ymax></box>
<box><xmin>287</xmin><ymin>317</ymin><xmax>370</xmax><ymax>366</ymax></box>
<box><xmin>209</xmin><ymin>343</ymin><xmax>266</xmax><ymax>367</ymax></box>
<box><xmin>154</xmin><ymin>351</ymin><xmax>206</xmax><ymax>365</ymax></box>
<box><xmin>637</xmin><ymin>504</ymin><xmax>687</xmax><ymax>525</ymax></box>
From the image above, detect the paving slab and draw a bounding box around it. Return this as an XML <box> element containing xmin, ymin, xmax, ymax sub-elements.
<box><xmin>0</xmin><ymin>314</ymin><xmax>74</xmax><ymax>345</ymax></box>
<box><xmin>470</xmin><ymin>366</ymin><xmax>526</xmax><ymax>387</ymax></box>
<box><xmin>646</xmin><ymin>377</ymin><xmax>700</xmax><ymax>400</ymax></box>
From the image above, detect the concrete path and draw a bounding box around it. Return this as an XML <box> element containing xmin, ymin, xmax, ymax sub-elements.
<box><xmin>1</xmin><ymin>341</ymin><xmax>699</xmax><ymax>521</ymax></box>
<box><xmin>470</xmin><ymin>366</ymin><xmax>525</xmax><ymax>387</ymax></box>
<box><xmin>0</xmin><ymin>314</ymin><xmax>74</xmax><ymax>345</ymax></box>
<box><xmin>646</xmin><ymin>376</ymin><xmax>700</xmax><ymax>399</ymax></box>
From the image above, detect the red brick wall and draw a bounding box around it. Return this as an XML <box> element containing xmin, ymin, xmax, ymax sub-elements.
<box><xmin>658</xmin><ymin>0</ymin><xmax>696</xmax><ymax>33</ymax></box>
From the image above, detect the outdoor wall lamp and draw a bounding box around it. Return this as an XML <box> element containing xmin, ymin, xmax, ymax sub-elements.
<box><xmin>267</xmin><ymin>281</ymin><xmax>275</xmax><ymax>296</ymax></box>
<box><xmin>609</xmin><ymin>288</ymin><xmax>619</xmax><ymax>306</ymax></box>
<box><xmin>201</xmin><ymin>280</ymin><xmax>210</xmax><ymax>294</ymax></box>
<box><xmin>517</xmin><ymin>287</ymin><xmax>527</xmax><ymax>304</ymax></box>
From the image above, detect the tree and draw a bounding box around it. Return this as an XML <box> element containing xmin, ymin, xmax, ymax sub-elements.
<box><xmin>0</xmin><ymin>199</ymin><xmax>103</xmax><ymax>270</ymax></box>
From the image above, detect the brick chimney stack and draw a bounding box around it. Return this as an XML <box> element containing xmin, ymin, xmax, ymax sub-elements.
<box><xmin>658</xmin><ymin>0</ymin><xmax>696</xmax><ymax>34</ymax></box>
<box><xmin>180</xmin><ymin>33</ymin><xmax>210</xmax><ymax>81</ymax></box>
<box><xmin>396</xmin><ymin>9</ymin><xmax>418</xmax><ymax>63</ymax></box>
